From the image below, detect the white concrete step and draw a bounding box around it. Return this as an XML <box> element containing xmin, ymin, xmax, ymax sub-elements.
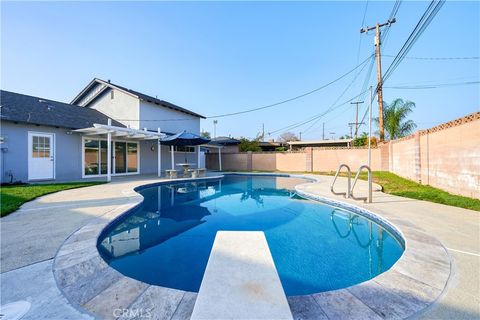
<box><xmin>191</xmin><ymin>231</ymin><xmax>293</xmax><ymax>320</ymax></box>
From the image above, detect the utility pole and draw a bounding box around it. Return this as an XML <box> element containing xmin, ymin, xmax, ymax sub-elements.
<box><xmin>349</xmin><ymin>101</ymin><xmax>364</xmax><ymax>138</ymax></box>
<box><xmin>262</xmin><ymin>123</ymin><xmax>265</xmax><ymax>142</ymax></box>
<box><xmin>322</xmin><ymin>122</ymin><xmax>325</xmax><ymax>140</ymax></box>
<box><xmin>361</xmin><ymin>18</ymin><xmax>396</xmax><ymax>142</ymax></box>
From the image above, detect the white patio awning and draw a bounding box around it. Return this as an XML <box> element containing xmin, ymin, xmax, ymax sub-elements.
<box><xmin>75</xmin><ymin>121</ymin><xmax>166</xmax><ymax>181</ymax></box>
<box><xmin>74</xmin><ymin>123</ymin><xmax>166</xmax><ymax>140</ymax></box>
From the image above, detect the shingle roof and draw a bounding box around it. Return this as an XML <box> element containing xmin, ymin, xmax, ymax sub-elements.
<box><xmin>0</xmin><ymin>90</ymin><xmax>125</xmax><ymax>129</ymax></box>
<box><xmin>210</xmin><ymin>136</ymin><xmax>241</xmax><ymax>145</ymax></box>
<box><xmin>72</xmin><ymin>78</ymin><xmax>206</xmax><ymax>119</ymax></box>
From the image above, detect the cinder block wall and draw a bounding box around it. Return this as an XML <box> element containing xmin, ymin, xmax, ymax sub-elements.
<box><xmin>205</xmin><ymin>112</ymin><xmax>479</xmax><ymax>199</ymax></box>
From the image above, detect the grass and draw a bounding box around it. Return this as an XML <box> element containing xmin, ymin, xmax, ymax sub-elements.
<box><xmin>319</xmin><ymin>171</ymin><xmax>480</xmax><ymax>212</ymax></box>
<box><xmin>1</xmin><ymin>182</ymin><xmax>106</xmax><ymax>217</ymax></box>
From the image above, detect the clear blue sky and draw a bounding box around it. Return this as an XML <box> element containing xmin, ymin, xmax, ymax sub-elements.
<box><xmin>2</xmin><ymin>1</ymin><xmax>479</xmax><ymax>140</ymax></box>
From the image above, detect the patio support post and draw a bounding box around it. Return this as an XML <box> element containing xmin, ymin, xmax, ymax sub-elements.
<box><xmin>197</xmin><ymin>146</ymin><xmax>201</xmax><ymax>168</ymax></box>
<box><xmin>219</xmin><ymin>147</ymin><xmax>222</xmax><ymax>171</ymax></box>
<box><xmin>157</xmin><ymin>128</ymin><xmax>161</xmax><ymax>177</ymax></box>
<box><xmin>171</xmin><ymin>145</ymin><xmax>175</xmax><ymax>170</ymax></box>
<box><xmin>107</xmin><ymin>119</ymin><xmax>112</xmax><ymax>182</ymax></box>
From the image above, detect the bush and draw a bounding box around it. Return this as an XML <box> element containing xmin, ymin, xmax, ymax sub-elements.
<box><xmin>352</xmin><ymin>133</ymin><xmax>377</xmax><ymax>147</ymax></box>
<box><xmin>239</xmin><ymin>138</ymin><xmax>262</xmax><ymax>152</ymax></box>
<box><xmin>275</xmin><ymin>147</ymin><xmax>288</xmax><ymax>152</ymax></box>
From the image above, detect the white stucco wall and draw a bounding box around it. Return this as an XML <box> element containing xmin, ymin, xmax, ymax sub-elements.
<box><xmin>87</xmin><ymin>89</ymin><xmax>140</xmax><ymax>129</ymax></box>
<box><xmin>139</xmin><ymin>101</ymin><xmax>201</xmax><ymax>134</ymax></box>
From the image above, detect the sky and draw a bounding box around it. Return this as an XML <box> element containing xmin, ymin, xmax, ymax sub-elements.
<box><xmin>1</xmin><ymin>1</ymin><xmax>479</xmax><ymax>140</ymax></box>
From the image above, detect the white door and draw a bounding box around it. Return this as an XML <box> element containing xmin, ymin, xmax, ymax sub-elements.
<box><xmin>28</xmin><ymin>132</ymin><xmax>55</xmax><ymax>180</ymax></box>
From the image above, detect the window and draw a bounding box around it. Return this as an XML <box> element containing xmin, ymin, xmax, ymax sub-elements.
<box><xmin>127</xmin><ymin>143</ymin><xmax>138</xmax><ymax>172</ymax></box>
<box><xmin>84</xmin><ymin>139</ymin><xmax>138</xmax><ymax>176</ymax></box>
<box><xmin>115</xmin><ymin>142</ymin><xmax>127</xmax><ymax>174</ymax></box>
<box><xmin>100</xmin><ymin>141</ymin><xmax>109</xmax><ymax>174</ymax></box>
<box><xmin>175</xmin><ymin>146</ymin><xmax>195</xmax><ymax>153</ymax></box>
<box><xmin>32</xmin><ymin>135</ymin><xmax>51</xmax><ymax>158</ymax></box>
<box><xmin>84</xmin><ymin>139</ymin><xmax>99</xmax><ymax>175</ymax></box>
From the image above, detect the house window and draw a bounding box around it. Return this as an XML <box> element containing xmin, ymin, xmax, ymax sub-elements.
<box><xmin>83</xmin><ymin>138</ymin><xmax>139</xmax><ymax>176</ymax></box>
<box><xmin>175</xmin><ymin>146</ymin><xmax>195</xmax><ymax>153</ymax></box>
<box><xmin>32</xmin><ymin>136</ymin><xmax>51</xmax><ymax>158</ymax></box>
<box><xmin>127</xmin><ymin>143</ymin><xmax>138</xmax><ymax>172</ymax></box>
<box><xmin>84</xmin><ymin>139</ymin><xmax>100</xmax><ymax>175</ymax></box>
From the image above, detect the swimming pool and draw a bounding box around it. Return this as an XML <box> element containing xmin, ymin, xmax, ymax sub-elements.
<box><xmin>97</xmin><ymin>174</ymin><xmax>404</xmax><ymax>296</ymax></box>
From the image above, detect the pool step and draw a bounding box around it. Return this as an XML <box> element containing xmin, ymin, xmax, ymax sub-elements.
<box><xmin>191</xmin><ymin>231</ymin><xmax>293</xmax><ymax>320</ymax></box>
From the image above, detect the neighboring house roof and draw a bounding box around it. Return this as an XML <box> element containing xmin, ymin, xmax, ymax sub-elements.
<box><xmin>210</xmin><ymin>136</ymin><xmax>241</xmax><ymax>145</ymax></box>
<box><xmin>71</xmin><ymin>78</ymin><xmax>206</xmax><ymax>119</ymax></box>
<box><xmin>0</xmin><ymin>90</ymin><xmax>125</xmax><ymax>129</ymax></box>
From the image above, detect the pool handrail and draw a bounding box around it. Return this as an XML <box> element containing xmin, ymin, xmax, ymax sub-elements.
<box><xmin>350</xmin><ymin>165</ymin><xmax>373</xmax><ymax>203</ymax></box>
<box><xmin>330</xmin><ymin>164</ymin><xmax>352</xmax><ymax>198</ymax></box>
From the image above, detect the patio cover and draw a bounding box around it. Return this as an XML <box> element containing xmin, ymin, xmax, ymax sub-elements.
<box><xmin>74</xmin><ymin>120</ymin><xmax>165</xmax><ymax>181</ymax></box>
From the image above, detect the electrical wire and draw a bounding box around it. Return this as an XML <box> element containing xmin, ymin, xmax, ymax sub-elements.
<box><xmin>358</xmin><ymin>0</ymin><xmax>445</xmax><ymax>129</ymax></box>
<box><xmin>384</xmin><ymin>80</ymin><xmax>480</xmax><ymax>89</ymax></box>
<box><xmin>207</xmin><ymin>54</ymin><xmax>374</xmax><ymax>119</ymax></box>
<box><xmin>383</xmin><ymin>55</ymin><xmax>479</xmax><ymax>60</ymax></box>
<box><xmin>301</xmin><ymin>55</ymin><xmax>375</xmax><ymax>135</ymax></box>
<box><xmin>267</xmin><ymin>89</ymin><xmax>370</xmax><ymax>135</ymax></box>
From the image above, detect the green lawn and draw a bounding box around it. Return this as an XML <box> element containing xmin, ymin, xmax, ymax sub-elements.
<box><xmin>1</xmin><ymin>182</ymin><xmax>106</xmax><ymax>217</ymax></box>
<box><xmin>320</xmin><ymin>171</ymin><xmax>480</xmax><ymax>212</ymax></box>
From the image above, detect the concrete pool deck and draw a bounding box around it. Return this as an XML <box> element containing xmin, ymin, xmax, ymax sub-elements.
<box><xmin>1</xmin><ymin>173</ymin><xmax>478</xmax><ymax>319</ymax></box>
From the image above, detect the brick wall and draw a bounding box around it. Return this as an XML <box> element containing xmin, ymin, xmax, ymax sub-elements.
<box><xmin>205</xmin><ymin>112</ymin><xmax>480</xmax><ymax>199</ymax></box>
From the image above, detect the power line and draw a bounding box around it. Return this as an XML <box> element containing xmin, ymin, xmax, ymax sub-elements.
<box><xmin>358</xmin><ymin>0</ymin><xmax>445</xmax><ymax>130</ymax></box>
<box><xmin>301</xmin><ymin>55</ymin><xmax>374</xmax><ymax>136</ymax></box>
<box><xmin>267</xmin><ymin>89</ymin><xmax>370</xmax><ymax>135</ymax></box>
<box><xmin>285</xmin><ymin>1</ymin><xmax>402</xmax><ymax>139</ymax></box>
<box><xmin>206</xmin><ymin>54</ymin><xmax>374</xmax><ymax>119</ymax></box>
<box><xmin>382</xmin><ymin>0</ymin><xmax>445</xmax><ymax>83</ymax></box>
<box><xmin>356</xmin><ymin>0</ymin><xmax>370</xmax><ymax>65</ymax></box>
<box><xmin>383</xmin><ymin>55</ymin><xmax>479</xmax><ymax>60</ymax></box>
<box><xmin>384</xmin><ymin>80</ymin><xmax>480</xmax><ymax>89</ymax></box>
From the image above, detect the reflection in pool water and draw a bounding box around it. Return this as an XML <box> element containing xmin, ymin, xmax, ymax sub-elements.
<box><xmin>98</xmin><ymin>175</ymin><xmax>403</xmax><ymax>295</ymax></box>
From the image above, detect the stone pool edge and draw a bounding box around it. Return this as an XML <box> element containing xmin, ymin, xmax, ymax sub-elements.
<box><xmin>52</xmin><ymin>173</ymin><xmax>451</xmax><ymax>320</ymax></box>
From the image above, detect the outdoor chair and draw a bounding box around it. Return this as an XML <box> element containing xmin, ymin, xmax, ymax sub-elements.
<box><xmin>165</xmin><ymin>169</ymin><xmax>178</xmax><ymax>179</ymax></box>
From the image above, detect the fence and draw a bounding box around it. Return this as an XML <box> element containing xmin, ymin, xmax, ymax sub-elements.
<box><xmin>206</xmin><ymin>112</ymin><xmax>480</xmax><ymax>199</ymax></box>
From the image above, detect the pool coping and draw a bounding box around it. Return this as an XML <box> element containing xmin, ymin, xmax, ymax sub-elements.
<box><xmin>52</xmin><ymin>173</ymin><xmax>451</xmax><ymax>320</ymax></box>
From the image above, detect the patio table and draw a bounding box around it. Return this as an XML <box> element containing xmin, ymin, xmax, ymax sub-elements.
<box><xmin>176</xmin><ymin>163</ymin><xmax>195</xmax><ymax>176</ymax></box>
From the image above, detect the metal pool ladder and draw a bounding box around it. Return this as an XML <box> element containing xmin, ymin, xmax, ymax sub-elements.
<box><xmin>330</xmin><ymin>164</ymin><xmax>351</xmax><ymax>198</ymax></box>
<box><xmin>350</xmin><ymin>165</ymin><xmax>373</xmax><ymax>203</ymax></box>
<box><xmin>331</xmin><ymin>164</ymin><xmax>373</xmax><ymax>203</ymax></box>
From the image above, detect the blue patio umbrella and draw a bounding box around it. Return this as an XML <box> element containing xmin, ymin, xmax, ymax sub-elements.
<box><xmin>161</xmin><ymin>131</ymin><xmax>210</xmax><ymax>170</ymax></box>
<box><xmin>161</xmin><ymin>131</ymin><xmax>210</xmax><ymax>146</ymax></box>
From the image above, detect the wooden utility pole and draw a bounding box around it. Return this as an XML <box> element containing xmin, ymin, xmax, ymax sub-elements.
<box><xmin>350</xmin><ymin>101</ymin><xmax>364</xmax><ymax>138</ymax></box>
<box><xmin>361</xmin><ymin>18</ymin><xmax>396</xmax><ymax>141</ymax></box>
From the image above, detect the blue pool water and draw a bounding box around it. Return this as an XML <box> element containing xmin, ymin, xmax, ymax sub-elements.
<box><xmin>98</xmin><ymin>175</ymin><xmax>404</xmax><ymax>296</ymax></box>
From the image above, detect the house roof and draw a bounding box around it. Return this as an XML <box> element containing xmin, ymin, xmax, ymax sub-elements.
<box><xmin>71</xmin><ymin>78</ymin><xmax>206</xmax><ymax>119</ymax></box>
<box><xmin>0</xmin><ymin>90</ymin><xmax>125</xmax><ymax>129</ymax></box>
<box><xmin>210</xmin><ymin>136</ymin><xmax>241</xmax><ymax>145</ymax></box>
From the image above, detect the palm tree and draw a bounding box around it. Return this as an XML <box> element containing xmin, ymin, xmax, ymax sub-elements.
<box><xmin>376</xmin><ymin>99</ymin><xmax>417</xmax><ymax>140</ymax></box>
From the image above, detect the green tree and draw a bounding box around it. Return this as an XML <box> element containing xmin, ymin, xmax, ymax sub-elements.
<box><xmin>352</xmin><ymin>132</ymin><xmax>377</xmax><ymax>147</ymax></box>
<box><xmin>239</xmin><ymin>138</ymin><xmax>262</xmax><ymax>152</ymax></box>
<box><xmin>376</xmin><ymin>99</ymin><xmax>417</xmax><ymax>140</ymax></box>
<box><xmin>201</xmin><ymin>131</ymin><xmax>211</xmax><ymax>139</ymax></box>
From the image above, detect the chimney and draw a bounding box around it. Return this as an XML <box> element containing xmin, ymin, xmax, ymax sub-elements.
<box><xmin>107</xmin><ymin>79</ymin><xmax>111</xmax><ymax>83</ymax></box>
